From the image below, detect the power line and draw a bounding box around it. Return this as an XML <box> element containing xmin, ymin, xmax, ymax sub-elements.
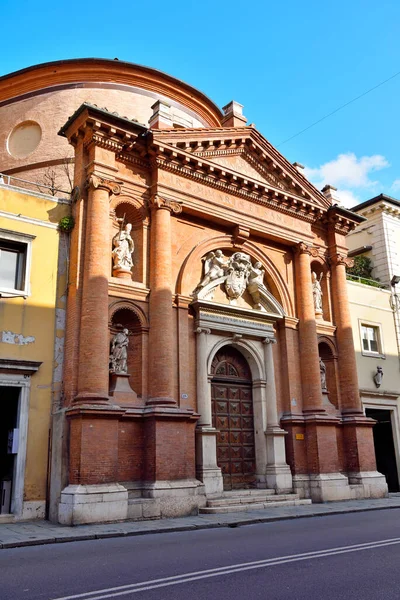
<box><xmin>277</xmin><ymin>69</ymin><xmax>400</xmax><ymax>147</ymax></box>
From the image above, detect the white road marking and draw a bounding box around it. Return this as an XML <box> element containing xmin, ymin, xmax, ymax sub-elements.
<box><xmin>51</xmin><ymin>536</ymin><xmax>400</xmax><ymax>600</ymax></box>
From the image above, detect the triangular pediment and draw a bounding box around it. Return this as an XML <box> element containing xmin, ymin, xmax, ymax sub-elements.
<box><xmin>150</xmin><ymin>126</ymin><xmax>331</xmax><ymax>210</ymax></box>
<box><xmin>204</xmin><ymin>150</ymin><xmax>294</xmax><ymax>195</ymax></box>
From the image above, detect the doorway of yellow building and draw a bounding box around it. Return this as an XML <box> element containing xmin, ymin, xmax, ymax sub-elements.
<box><xmin>0</xmin><ymin>387</ymin><xmax>20</xmax><ymax>515</ymax></box>
<box><xmin>366</xmin><ymin>408</ymin><xmax>400</xmax><ymax>493</ymax></box>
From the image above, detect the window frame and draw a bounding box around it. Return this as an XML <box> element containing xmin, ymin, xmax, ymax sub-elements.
<box><xmin>359</xmin><ymin>319</ymin><xmax>385</xmax><ymax>359</ymax></box>
<box><xmin>0</xmin><ymin>228</ymin><xmax>35</xmax><ymax>298</ymax></box>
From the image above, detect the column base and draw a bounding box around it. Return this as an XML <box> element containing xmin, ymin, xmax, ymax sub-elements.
<box><xmin>146</xmin><ymin>396</ymin><xmax>177</xmax><ymax>406</ymax></box>
<box><xmin>265</xmin><ymin>426</ymin><xmax>293</xmax><ymax>493</ymax></box>
<box><xmin>266</xmin><ymin>465</ymin><xmax>293</xmax><ymax>494</ymax></box>
<box><xmin>73</xmin><ymin>392</ymin><xmax>110</xmax><ymax>405</ymax></box>
<box><xmin>195</xmin><ymin>427</ymin><xmax>224</xmax><ymax>496</ymax></box>
<box><xmin>58</xmin><ymin>483</ymin><xmax>128</xmax><ymax>525</ymax></box>
<box><xmin>347</xmin><ymin>471</ymin><xmax>388</xmax><ymax>499</ymax></box>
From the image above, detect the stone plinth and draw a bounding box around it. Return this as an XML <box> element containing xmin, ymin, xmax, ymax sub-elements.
<box><xmin>109</xmin><ymin>372</ymin><xmax>138</xmax><ymax>405</ymax></box>
<box><xmin>112</xmin><ymin>267</ymin><xmax>132</xmax><ymax>280</ymax></box>
<box><xmin>58</xmin><ymin>483</ymin><xmax>128</xmax><ymax>525</ymax></box>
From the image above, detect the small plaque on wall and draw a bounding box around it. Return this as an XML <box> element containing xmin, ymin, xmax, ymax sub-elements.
<box><xmin>295</xmin><ymin>433</ymin><xmax>304</xmax><ymax>441</ymax></box>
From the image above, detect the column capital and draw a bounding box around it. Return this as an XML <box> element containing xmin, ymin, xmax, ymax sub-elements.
<box><xmin>86</xmin><ymin>174</ymin><xmax>121</xmax><ymax>196</ymax></box>
<box><xmin>294</xmin><ymin>242</ymin><xmax>312</xmax><ymax>256</ymax></box>
<box><xmin>149</xmin><ymin>195</ymin><xmax>182</xmax><ymax>214</ymax></box>
<box><xmin>196</xmin><ymin>327</ymin><xmax>211</xmax><ymax>335</ymax></box>
<box><xmin>263</xmin><ymin>337</ymin><xmax>277</xmax><ymax>345</ymax></box>
<box><xmin>330</xmin><ymin>253</ymin><xmax>354</xmax><ymax>268</ymax></box>
<box><xmin>295</xmin><ymin>242</ymin><xmax>321</xmax><ymax>257</ymax></box>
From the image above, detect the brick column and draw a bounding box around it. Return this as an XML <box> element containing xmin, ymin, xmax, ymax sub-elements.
<box><xmin>330</xmin><ymin>253</ymin><xmax>363</xmax><ymax>414</ymax></box>
<box><xmin>329</xmin><ymin>252</ymin><xmax>385</xmax><ymax>490</ymax></box>
<box><xmin>74</xmin><ymin>175</ymin><xmax>120</xmax><ymax>405</ymax></box>
<box><xmin>147</xmin><ymin>196</ymin><xmax>181</xmax><ymax>405</ymax></box>
<box><xmin>295</xmin><ymin>243</ymin><xmax>324</xmax><ymax>413</ymax></box>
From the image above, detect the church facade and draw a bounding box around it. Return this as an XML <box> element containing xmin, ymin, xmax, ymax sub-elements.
<box><xmin>0</xmin><ymin>60</ymin><xmax>388</xmax><ymax>524</ymax></box>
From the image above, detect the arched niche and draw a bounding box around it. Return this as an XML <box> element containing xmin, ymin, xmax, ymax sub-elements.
<box><xmin>110</xmin><ymin>196</ymin><xmax>149</xmax><ymax>285</ymax></box>
<box><xmin>109</xmin><ymin>301</ymin><xmax>149</xmax><ymax>398</ymax></box>
<box><xmin>318</xmin><ymin>338</ymin><xmax>339</xmax><ymax>411</ymax></box>
<box><xmin>310</xmin><ymin>257</ymin><xmax>332</xmax><ymax>322</ymax></box>
<box><xmin>177</xmin><ymin>236</ymin><xmax>293</xmax><ymax>315</ymax></box>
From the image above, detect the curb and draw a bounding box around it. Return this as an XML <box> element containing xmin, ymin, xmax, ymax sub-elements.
<box><xmin>2</xmin><ymin>502</ymin><xmax>400</xmax><ymax>549</ymax></box>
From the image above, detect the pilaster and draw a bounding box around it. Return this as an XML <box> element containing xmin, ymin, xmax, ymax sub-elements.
<box><xmin>195</xmin><ymin>327</ymin><xmax>223</xmax><ymax>495</ymax></box>
<box><xmin>263</xmin><ymin>338</ymin><xmax>292</xmax><ymax>492</ymax></box>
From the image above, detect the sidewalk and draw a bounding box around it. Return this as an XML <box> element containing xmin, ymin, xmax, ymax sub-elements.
<box><xmin>2</xmin><ymin>496</ymin><xmax>400</xmax><ymax>549</ymax></box>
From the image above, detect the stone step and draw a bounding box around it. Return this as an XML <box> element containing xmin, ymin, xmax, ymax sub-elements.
<box><xmin>199</xmin><ymin>498</ymin><xmax>312</xmax><ymax>514</ymax></box>
<box><xmin>221</xmin><ymin>489</ymin><xmax>276</xmax><ymax>498</ymax></box>
<box><xmin>207</xmin><ymin>493</ymin><xmax>302</xmax><ymax>507</ymax></box>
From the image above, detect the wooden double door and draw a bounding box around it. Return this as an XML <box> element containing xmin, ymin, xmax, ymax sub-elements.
<box><xmin>211</xmin><ymin>347</ymin><xmax>256</xmax><ymax>490</ymax></box>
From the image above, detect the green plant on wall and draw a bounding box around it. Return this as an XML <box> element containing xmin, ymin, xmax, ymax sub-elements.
<box><xmin>346</xmin><ymin>255</ymin><xmax>374</xmax><ymax>279</ymax></box>
<box><xmin>58</xmin><ymin>215</ymin><xmax>75</xmax><ymax>233</ymax></box>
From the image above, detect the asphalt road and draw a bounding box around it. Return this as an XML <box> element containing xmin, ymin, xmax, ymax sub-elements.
<box><xmin>2</xmin><ymin>508</ymin><xmax>400</xmax><ymax>600</ymax></box>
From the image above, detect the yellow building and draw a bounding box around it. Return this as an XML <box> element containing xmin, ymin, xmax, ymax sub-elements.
<box><xmin>0</xmin><ymin>177</ymin><xmax>69</xmax><ymax>521</ymax></box>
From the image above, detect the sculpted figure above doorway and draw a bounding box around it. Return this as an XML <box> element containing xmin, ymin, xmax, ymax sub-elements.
<box><xmin>192</xmin><ymin>250</ymin><xmax>269</xmax><ymax>310</ymax></box>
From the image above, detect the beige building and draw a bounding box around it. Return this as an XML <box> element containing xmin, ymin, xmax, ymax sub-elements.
<box><xmin>347</xmin><ymin>194</ymin><xmax>400</xmax><ymax>492</ymax></box>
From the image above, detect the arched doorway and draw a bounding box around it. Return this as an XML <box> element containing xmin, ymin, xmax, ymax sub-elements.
<box><xmin>211</xmin><ymin>346</ymin><xmax>255</xmax><ymax>490</ymax></box>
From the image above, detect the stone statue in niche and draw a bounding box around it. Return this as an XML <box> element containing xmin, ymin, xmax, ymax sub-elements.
<box><xmin>247</xmin><ymin>261</ymin><xmax>265</xmax><ymax>310</ymax></box>
<box><xmin>194</xmin><ymin>250</ymin><xmax>229</xmax><ymax>291</ymax></box>
<box><xmin>373</xmin><ymin>366</ymin><xmax>383</xmax><ymax>388</ymax></box>
<box><xmin>192</xmin><ymin>250</ymin><xmax>268</xmax><ymax>310</ymax></box>
<box><xmin>312</xmin><ymin>271</ymin><xmax>323</xmax><ymax>315</ymax></box>
<box><xmin>112</xmin><ymin>220</ymin><xmax>134</xmax><ymax>275</ymax></box>
<box><xmin>110</xmin><ymin>328</ymin><xmax>129</xmax><ymax>374</ymax></box>
<box><xmin>319</xmin><ymin>357</ymin><xmax>327</xmax><ymax>391</ymax></box>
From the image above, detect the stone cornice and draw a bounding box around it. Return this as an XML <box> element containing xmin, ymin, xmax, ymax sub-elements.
<box><xmin>358</xmin><ymin>202</ymin><xmax>400</xmax><ymax>220</ymax></box>
<box><xmin>151</xmin><ymin>126</ymin><xmax>330</xmax><ymax>209</ymax></box>
<box><xmin>150</xmin><ymin>153</ymin><xmax>325</xmax><ymax>225</ymax></box>
<box><xmin>325</xmin><ymin>205</ymin><xmax>366</xmax><ymax>235</ymax></box>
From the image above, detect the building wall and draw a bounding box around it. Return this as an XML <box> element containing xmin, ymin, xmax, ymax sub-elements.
<box><xmin>0</xmin><ymin>184</ymin><xmax>69</xmax><ymax>519</ymax></box>
<box><xmin>347</xmin><ymin>281</ymin><xmax>399</xmax><ymax>390</ymax></box>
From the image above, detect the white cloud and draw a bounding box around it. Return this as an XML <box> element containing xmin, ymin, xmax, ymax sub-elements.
<box><xmin>334</xmin><ymin>189</ymin><xmax>361</xmax><ymax>209</ymax></box>
<box><xmin>304</xmin><ymin>152</ymin><xmax>390</xmax><ymax>209</ymax></box>
<box><xmin>391</xmin><ymin>179</ymin><xmax>400</xmax><ymax>192</ymax></box>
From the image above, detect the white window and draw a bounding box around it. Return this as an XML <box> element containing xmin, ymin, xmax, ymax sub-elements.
<box><xmin>0</xmin><ymin>229</ymin><xmax>34</xmax><ymax>297</ymax></box>
<box><xmin>360</xmin><ymin>321</ymin><xmax>384</xmax><ymax>357</ymax></box>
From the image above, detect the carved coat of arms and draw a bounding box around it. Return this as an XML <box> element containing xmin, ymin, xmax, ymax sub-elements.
<box><xmin>192</xmin><ymin>250</ymin><xmax>266</xmax><ymax>310</ymax></box>
<box><xmin>225</xmin><ymin>252</ymin><xmax>251</xmax><ymax>300</ymax></box>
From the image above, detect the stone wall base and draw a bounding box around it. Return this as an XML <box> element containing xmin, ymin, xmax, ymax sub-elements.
<box><xmin>21</xmin><ymin>500</ymin><xmax>46</xmax><ymax>521</ymax></box>
<box><xmin>293</xmin><ymin>471</ymin><xmax>388</xmax><ymax>502</ymax></box>
<box><xmin>127</xmin><ymin>479</ymin><xmax>206</xmax><ymax>520</ymax></box>
<box><xmin>58</xmin><ymin>484</ymin><xmax>128</xmax><ymax>525</ymax></box>
<box><xmin>348</xmin><ymin>471</ymin><xmax>388</xmax><ymax>499</ymax></box>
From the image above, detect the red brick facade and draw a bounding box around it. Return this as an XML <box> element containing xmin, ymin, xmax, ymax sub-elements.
<box><xmin>0</xmin><ymin>60</ymin><xmax>387</xmax><ymax>521</ymax></box>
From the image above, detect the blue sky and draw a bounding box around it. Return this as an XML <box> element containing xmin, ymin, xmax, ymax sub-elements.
<box><xmin>1</xmin><ymin>0</ymin><xmax>399</xmax><ymax>207</ymax></box>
